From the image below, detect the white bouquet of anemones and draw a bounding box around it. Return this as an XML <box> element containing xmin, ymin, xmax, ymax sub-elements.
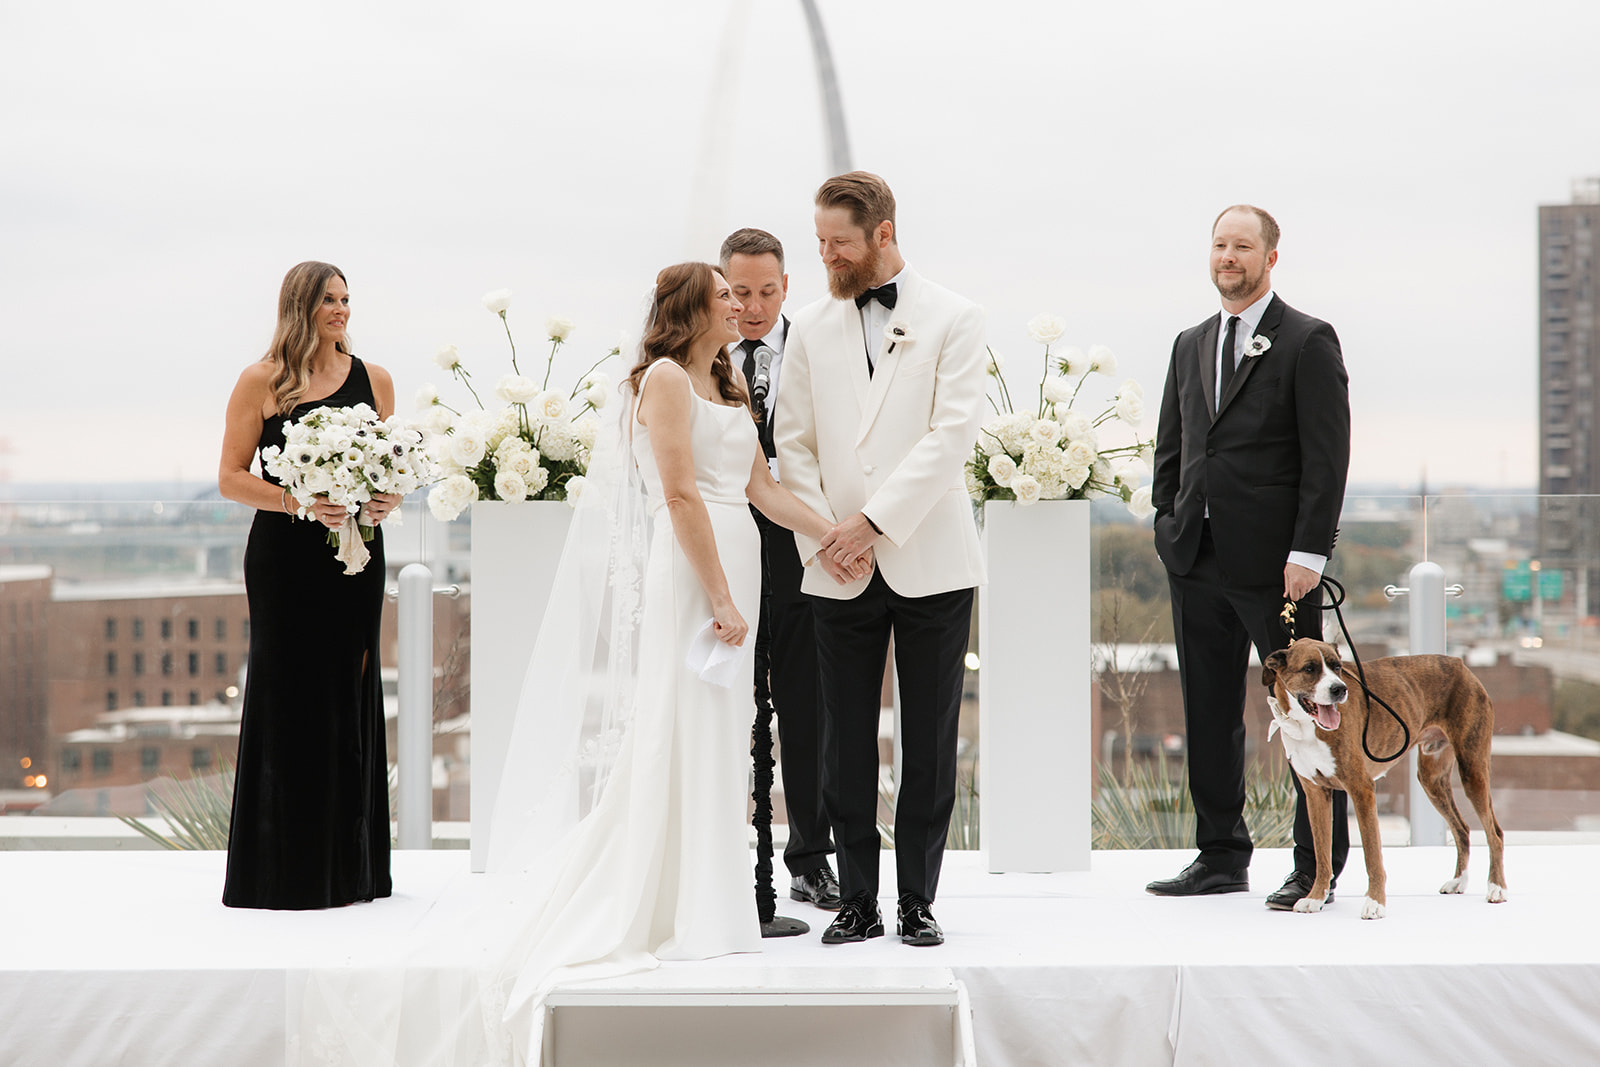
<box><xmin>420</xmin><ymin>288</ymin><xmax>619</xmax><ymax>520</ymax></box>
<box><xmin>967</xmin><ymin>314</ymin><xmax>1153</xmax><ymax>517</ymax></box>
<box><xmin>260</xmin><ymin>403</ymin><xmax>442</xmax><ymax>572</ymax></box>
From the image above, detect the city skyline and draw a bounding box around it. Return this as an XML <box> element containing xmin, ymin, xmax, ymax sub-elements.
<box><xmin>6</xmin><ymin>1</ymin><xmax>1600</xmax><ymax>489</ymax></box>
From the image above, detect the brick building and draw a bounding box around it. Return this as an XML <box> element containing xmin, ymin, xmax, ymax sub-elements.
<box><xmin>0</xmin><ymin>566</ymin><xmax>52</xmax><ymax>791</ymax></box>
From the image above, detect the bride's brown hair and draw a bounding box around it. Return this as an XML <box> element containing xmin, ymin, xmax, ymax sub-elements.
<box><xmin>263</xmin><ymin>261</ymin><xmax>351</xmax><ymax>416</ymax></box>
<box><xmin>625</xmin><ymin>262</ymin><xmax>746</xmax><ymax>408</ymax></box>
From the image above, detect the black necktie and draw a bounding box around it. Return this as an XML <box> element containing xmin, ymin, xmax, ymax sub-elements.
<box><xmin>855</xmin><ymin>282</ymin><xmax>897</xmax><ymax>309</ymax></box>
<box><xmin>1218</xmin><ymin>315</ymin><xmax>1240</xmax><ymax>412</ymax></box>
<box><xmin>739</xmin><ymin>338</ymin><xmax>761</xmax><ymax>388</ymax></box>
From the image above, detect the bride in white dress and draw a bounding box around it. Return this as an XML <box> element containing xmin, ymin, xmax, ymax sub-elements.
<box><xmin>482</xmin><ymin>262</ymin><xmax>861</xmax><ymax>1060</ymax></box>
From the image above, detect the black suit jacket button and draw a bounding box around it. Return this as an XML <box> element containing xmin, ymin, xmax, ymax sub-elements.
<box><xmin>1206</xmin><ymin>448</ymin><xmax>1216</xmax><ymax>456</ymax></box>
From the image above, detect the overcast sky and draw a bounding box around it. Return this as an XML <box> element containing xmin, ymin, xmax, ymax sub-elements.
<box><xmin>4</xmin><ymin>0</ymin><xmax>1596</xmax><ymax>491</ymax></box>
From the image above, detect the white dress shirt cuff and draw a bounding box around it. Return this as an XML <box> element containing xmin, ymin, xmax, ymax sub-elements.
<box><xmin>1286</xmin><ymin>551</ymin><xmax>1327</xmax><ymax>577</ymax></box>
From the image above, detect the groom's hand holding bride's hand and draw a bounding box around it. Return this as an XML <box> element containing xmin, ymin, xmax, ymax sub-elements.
<box><xmin>821</xmin><ymin>513</ymin><xmax>880</xmax><ymax>578</ymax></box>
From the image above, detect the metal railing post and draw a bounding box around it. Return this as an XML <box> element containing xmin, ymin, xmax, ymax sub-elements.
<box><xmin>1405</xmin><ymin>561</ymin><xmax>1450</xmax><ymax>846</ymax></box>
<box><xmin>396</xmin><ymin>562</ymin><xmax>434</xmax><ymax>850</ymax></box>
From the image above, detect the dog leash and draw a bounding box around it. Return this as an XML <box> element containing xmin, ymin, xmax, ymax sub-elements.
<box><xmin>1281</xmin><ymin>576</ymin><xmax>1411</xmax><ymax>763</ymax></box>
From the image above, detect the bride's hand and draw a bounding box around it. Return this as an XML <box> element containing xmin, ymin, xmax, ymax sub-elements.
<box><xmin>711</xmin><ymin>600</ymin><xmax>747</xmax><ymax>646</ymax></box>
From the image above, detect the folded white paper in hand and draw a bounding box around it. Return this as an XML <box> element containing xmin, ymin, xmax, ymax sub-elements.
<box><xmin>685</xmin><ymin>617</ymin><xmax>744</xmax><ymax>688</ymax></box>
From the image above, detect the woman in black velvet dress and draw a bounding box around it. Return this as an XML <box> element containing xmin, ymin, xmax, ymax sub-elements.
<box><xmin>218</xmin><ymin>261</ymin><xmax>402</xmax><ymax>909</ymax></box>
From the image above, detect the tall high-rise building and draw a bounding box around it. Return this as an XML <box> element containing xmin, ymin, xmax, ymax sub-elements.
<box><xmin>1538</xmin><ymin>178</ymin><xmax>1600</xmax><ymax>617</ymax></box>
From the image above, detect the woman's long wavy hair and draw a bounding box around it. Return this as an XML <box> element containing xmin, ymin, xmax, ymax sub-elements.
<box><xmin>624</xmin><ymin>262</ymin><xmax>746</xmax><ymax>408</ymax></box>
<box><xmin>263</xmin><ymin>261</ymin><xmax>351</xmax><ymax>416</ymax></box>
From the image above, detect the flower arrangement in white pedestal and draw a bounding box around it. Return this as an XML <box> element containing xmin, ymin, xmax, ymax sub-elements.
<box><xmin>966</xmin><ymin>312</ymin><xmax>1156</xmax><ymax>519</ymax></box>
<box><xmin>421</xmin><ymin>289</ymin><xmax>618</xmax><ymax>519</ymax></box>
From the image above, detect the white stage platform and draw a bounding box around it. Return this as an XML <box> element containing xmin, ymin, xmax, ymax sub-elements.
<box><xmin>3</xmin><ymin>845</ymin><xmax>1600</xmax><ymax>1066</ymax></box>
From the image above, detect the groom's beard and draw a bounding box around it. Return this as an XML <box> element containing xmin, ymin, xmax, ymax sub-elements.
<box><xmin>827</xmin><ymin>244</ymin><xmax>882</xmax><ymax>301</ymax></box>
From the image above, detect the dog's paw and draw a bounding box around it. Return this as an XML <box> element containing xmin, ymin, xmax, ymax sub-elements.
<box><xmin>1360</xmin><ymin>896</ymin><xmax>1386</xmax><ymax>920</ymax></box>
<box><xmin>1486</xmin><ymin>882</ymin><xmax>1507</xmax><ymax>903</ymax></box>
<box><xmin>1292</xmin><ymin>896</ymin><xmax>1325</xmax><ymax>913</ymax></box>
<box><xmin>1439</xmin><ymin>875</ymin><xmax>1467</xmax><ymax>895</ymax></box>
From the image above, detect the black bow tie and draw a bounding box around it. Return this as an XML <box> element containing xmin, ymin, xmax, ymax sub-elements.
<box><xmin>855</xmin><ymin>282</ymin><xmax>897</xmax><ymax>310</ymax></box>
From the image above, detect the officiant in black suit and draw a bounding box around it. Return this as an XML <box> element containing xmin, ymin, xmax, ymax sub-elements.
<box><xmin>719</xmin><ymin>228</ymin><xmax>840</xmax><ymax>912</ymax></box>
<box><xmin>1145</xmin><ymin>205</ymin><xmax>1352</xmax><ymax>911</ymax></box>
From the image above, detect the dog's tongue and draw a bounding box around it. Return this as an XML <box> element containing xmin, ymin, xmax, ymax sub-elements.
<box><xmin>1313</xmin><ymin>703</ymin><xmax>1341</xmax><ymax>731</ymax></box>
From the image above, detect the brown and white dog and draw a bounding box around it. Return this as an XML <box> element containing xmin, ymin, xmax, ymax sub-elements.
<box><xmin>1261</xmin><ymin>637</ymin><xmax>1507</xmax><ymax>919</ymax></box>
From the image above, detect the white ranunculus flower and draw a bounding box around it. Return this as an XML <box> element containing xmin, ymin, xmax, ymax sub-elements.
<box><xmin>1115</xmin><ymin>392</ymin><xmax>1146</xmax><ymax>426</ymax></box>
<box><xmin>1057</xmin><ymin>346</ymin><xmax>1087</xmax><ymax>377</ymax></box>
<box><xmin>1030</xmin><ymin>419</ymin><xmax>1062</xmax><ymax>446</ymax></box>
<box><xmin>585</xmin><ymin>383</ymin><xmax>608</xmax><ymax>410</ymax></box>
<box><xmin>564</xmin><ymin>474</ymin><xmax>588</xmax><ymax>507</ymax></box>
<box><xmin>422</xmin><ymin>406</ymin><xmax>454</xmax><ymax>436</ymax></box>
<box><xmin>1065</xmin><ymin>439</ymin><xmax>1097</xmax><ymax>468</ymax></box>
<box><xmin>414</xmin><ymin>383</ymin><xmax>438</xmax><ymax>411</ymax></box>
<box><xmin>987</xmin><ymin>454</ymin><xmax>1018</xmax><ymax>488</ymax></box>
<box><xmin>482</xmin><ymin>289</ymin><xmax>512</xmax><ymax>315</ymax></box>
<box><xmin>525</xmin><ymin>465</ymin><xmax>550</xmax><ymax>496</ymax></box>
<box><xmin>584</xmin><ymin>371</ymin><xmax>611</xmax><ymax>392</ymax></box>
<box><xmin>545</xmin><ymin>315</ymin><xmax>575</xmax><ymax>342</ymax></box>
<box><xmin>428</xmin><ymin>474</ymin><xmax>478</xmax><ymax>521</ymax></box>
<box><xmin>1064</xmin><ymin>463</ymin><xmax>1092</xmax><ymax>491</ymax></box>
<box><xmin>493</xmin><ymin>469</ymin><xmax>528</xmax><ymax>501</ymax></box>
<box><xmin>1120</xmin><ymin>378</ymin><xmax>1144</xmax><ymax>400</ymax></box>
<box><xmin>434</xmin><ymin>344</ymin><xmax>462</xmax><ymax>371</ymax></box>
<box><xmin>495</xmin><ymin>374</ymin><xmax>541</xmax><ymax>405</ymax></box>
<box><xmin>1088</xmin><ymin>345</ymin><xmax>1118</xmax><ymax>376</ymax></box>
<box><xmin>1011</xmin><ymin>474</ymin><xmax>1042</xmax><ymax>504</ymax></box>
<box><xmin>1041</xmin><ymin>376</ymin><xmax>1073</xmax><ymax>405</ymax></box>
<box><xmin>572</xmin><ymin>415</ymin><xmax>599</xmax><ymax>451</ymax></box>
<box><xmin>450</xmin><ymin>426</ymin><xmax>488</xmax><ymax>468</ymax></box>
<box><xmin>1115</xmin><ymin>457</ymin><xmax>1151</xmax><ymax>485</ymax></box>
<box><xmin>985</xmin><ymin>348</ymin><xmax>1004</xmax><ymax>376</ymax></box>
<box><xmin>1127</xmin><ymin>484</ymin><xmax>1156</xmax><ymax>520</ymax></box>
<box><xmin>535</xmin><ymin>391</ymin><xmax>567</xmax><ymax>421</ymax></box>
<box><xmin>1060</xmin><ymin>411</ymin><xmax>1094</xmax><ymax>442</ymax></box>
<box><xmin>1026</xmin><ymin>313</ymin><xmax>1066</xmax><ymax>346</ymax></box>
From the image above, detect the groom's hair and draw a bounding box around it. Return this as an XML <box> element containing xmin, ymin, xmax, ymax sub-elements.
<box><xmin>719</xmin><ymin>228</ymin><xmax>785</xmax><ymax>272</ymax></box>
<box><xmin>1213</xmin><ymin>204</ymin><xmax>1280</xmax><ymax>253</ymax></box>
<box><xmin>816</xmin><ymin>171</ymin><xmax>897</xmax><ymax>244</ymax></box>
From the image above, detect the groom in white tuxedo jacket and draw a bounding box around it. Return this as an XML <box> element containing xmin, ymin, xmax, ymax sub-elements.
<box><xmin>776</xmin><ymin>172</ymin><xmax>987</xmax><ymax>946</ymax></box>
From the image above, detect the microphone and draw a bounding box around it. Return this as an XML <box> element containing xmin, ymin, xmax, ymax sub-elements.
<box><xmin>750</xmin><ymin>344</ymin><xmax>775</xmax><ymax>410</ymax></box>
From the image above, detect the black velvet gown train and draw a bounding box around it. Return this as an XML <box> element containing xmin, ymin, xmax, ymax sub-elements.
<box><xmin>223</xmin><ymin>357</ymin><xmax>392</xmax><ymax>910</ymax></box>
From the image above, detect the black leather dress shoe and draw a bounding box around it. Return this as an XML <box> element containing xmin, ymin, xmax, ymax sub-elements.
<box><xmin>1145</xmin><ymin>860</ymin><xmax>1249</xmax><ymax>897</ymax></box>
<box><xmin>1265</xmin><ymin>870</ymin><xmax>1335</xmax><ymax>911</ymax></box>
<box><xmin>896</xmin><ymin>894</ymin><xmax>944</xmax><ymax>947</ymax></box>
<box><xmin>821</xmin><ymin>894</ymin><xmax>884</xmax><ymax>944</ymax></box>
<box><xmin>790</xmin><ymin>866</ymin><xmax>842</xmax><ymax>910</ymax></box>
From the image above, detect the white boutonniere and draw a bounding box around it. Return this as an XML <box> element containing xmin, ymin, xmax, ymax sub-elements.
<box><xmin>884</xmin><ymin>320</ymin><xmax>915</xmax><ymax>354</ymax></box>
<box><xmin>1246</xmin><ymin>335</ymin><xmax>1272</xmax><ymax>357</ymax></box>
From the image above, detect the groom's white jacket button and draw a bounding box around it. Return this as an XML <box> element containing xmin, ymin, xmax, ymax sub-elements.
<box><xmin>863</xmin><ymin>464</ymin><xmax>875</xmax><ymax>475</ymax></box>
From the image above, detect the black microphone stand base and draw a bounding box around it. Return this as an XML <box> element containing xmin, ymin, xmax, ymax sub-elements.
<box><xmin>760</xmin><ymin>915</ymin><xmax>811</xmax><ymax>938</ymax></box>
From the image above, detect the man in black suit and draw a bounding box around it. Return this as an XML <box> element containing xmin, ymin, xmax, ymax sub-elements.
<box><xmin>719</xmin><ymin>228</ymin><xmax>840</xmax><ymax>911</ymax></box>
<box><xmin>1146</xmin><ymin>204</ymin><xmax>1351</xmax><ymax>910</ymax></box>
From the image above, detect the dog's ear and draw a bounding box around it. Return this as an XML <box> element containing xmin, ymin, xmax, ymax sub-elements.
<box><xmin>1262</xmin><ymin>649</ymin><xmax>1288</xmax><ymax>687</ymax></box>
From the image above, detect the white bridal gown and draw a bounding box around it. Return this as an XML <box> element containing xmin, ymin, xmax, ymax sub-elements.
<box><xmin>293</xmin><ymin>361</ymin><xmax>764</xmax><ymax>1066</ymax></box>
<box><xmin>488</xmin><ymin>361</ymin><xmax>764</xmax><ymax>1058</ymax></box>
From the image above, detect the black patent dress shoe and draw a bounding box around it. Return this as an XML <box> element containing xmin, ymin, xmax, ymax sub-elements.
<box><xmin>821</xmin><ymin>894</ymin><xmax>884</xmax><ymax>944</ymax></box>
<box><xmin>1266</xmin><ymin>870</ymin><xmax>1335</xmax><ymax>911</ymax></box>
<box><xmin>790</xmin><ymin>866</ymin><xmax>842</xmax><ymax>910</ymax></box>
<box><xmin>1145</xmin><ymin>860</ymin><xmax>1249</xmax><ymax>897</ymax></box>
<box><xmin>896</xmin><ymin>894</ymin><xmax>944</xmax><ymax>947</ymax></box>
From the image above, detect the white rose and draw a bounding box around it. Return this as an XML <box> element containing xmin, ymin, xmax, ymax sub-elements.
<box><xmin>422</xmin><ymin>406</ymin><xmax>454</xmax><ymax>436</ymax></box>
<box><xmin>1064</xmin><ymin>463</ymin><xmax>1092</xmax><ymax>491</ymax></box>
<box><xmin>545</xmin><ymin>315</ymin><xmax>575</xmax><ymax>342</ymax></box>
<box><xmin>1030</xmin><ymin>419</ymin><xmax>1062</xmax><ymax>446</ymax></box>
<box><xmin>434</xmin><ymin>344</ymin><xmax>462</xmax><ymax>371</ymax></box>
<box><xmin>1042</xmin><ymin>376</ymin><xmax>1073</xmax><ymax>405</ymax></box>
<box><xmin>985</xmin><ymin>348</ymin><xmax>1004</xmax><ymax>376</ymax></box>
<box><xmin>584</xmin><ymin>371</ymin><xmax>611</xmax><ymax>392</ymax></box>
<box><xmin>1114</xmin><ymin>457</ymin><xmax>1150</xmax><ymax>485</ymax></box>
<box><xmin>585</xmin><ymin>383</ymin><xmax>609</xmax><ymax>410</ymax></box>
<box><xmin>572</xmin><ymin>414</ymin><xmax>599</xmax><ymax>451</ymax></box>
<box><xmin>1120</xmin><ymin>378</ymin><xmax>1144</xmax><ymax>399</ymax></box>
<box><xmin>1115</xmin><ymin>392</ymin><xmax>1145</xmax><ymax>426</ymax></box>
<box><xmin>493</xmin><ymin>469</ymin><xmax>528</xmax><ymax>501</ymax></box>
<box><xmin>1088</xmin><ymin>345</ymin><xmax>1118</xmax><ymax>376</ymax></box>
<box><xmin>1026</xmin><ymin>313</ymin><xmax>1066</xmax><ymax>346</ymax></box>
<box><xmin>1011</xmin><ymin>474</ymin><xmax>1042</xmax><ymax>504</ymax></box>
<box><xmin>428</xmin><ymin>474</ymin><xmax>478</xmax><ymax>521</ymax></box>
<box><xmin>1127</xmin><ymin>484</ymin><xmax>1156</xmax><ymax>520</ymax></box>
<box><xmin>1060</xmin><ymin>411</ymin><xmax>1094</xmax><ymax>442</ymax></box>
<box><xmin>449</xmin><ymin>426</ymin><xmax>488</xmax><ymax>468</ymax></box>
<box><xmin>495</xmin><ymin>374</ymin><xmax>541</xmax><ymax>405</ymax></box>
<box><xmin>415</xmin><ymin>383</ymin><xmax>438</xmax><ymax>411</ymax></box>
<box><xmin>564</xmin><ymin>474</ymin><xmax>588</xmax><ymax>506</ymax></box>
<box><xmin>987</xmin><ymin>453</ymin><xmax>1018</xmax><ymax>488</ymax></box>
<box><xmin>1065</xmin><ymin>439</ymin><xmax>1097</xmax><ymax>468</ymax></box>
<box><xmin>482</xmin><ymin>289</ymin><xmax>512</xmax><ymax>315</ymax></box>
<box><xmin>536</xmin><ymin>391</ymin><xmax>567</xmax><ymax>421</ymax></box>
<box><xmin>1057</xmin><ymin>346</ymin><xmax>1086</xmax><ymax>377</ymax></box>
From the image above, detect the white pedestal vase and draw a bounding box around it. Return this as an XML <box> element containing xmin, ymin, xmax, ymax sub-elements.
<box><xmin>468</xmin><ymin>499</ymin><xmax>573</xmax><ymax>872</ymax></box>
<box><xmin>978</xmin><ymin>498</ymin><xmax>1092</xmax><ymax>872</ymax></box>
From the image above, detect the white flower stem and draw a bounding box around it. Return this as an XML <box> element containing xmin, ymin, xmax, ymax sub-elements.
<box><xmin>568</xmin><ymin>353</ymin><xmax>613</xmax><ymax>397</ymax></box>
<box><xmin>455</xmin><ymin>367</ymin><xmax>485</xmax><ymax>409</ymax></box>
<box><xmin>541</xmin><ymin>339</ymin><xmax>561</xmax><ymax>390</ymax></box>
<box><xmin>502</xmin><ymin>313</ymin><xmax>520</xmax><ymax>375</ymax></box>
